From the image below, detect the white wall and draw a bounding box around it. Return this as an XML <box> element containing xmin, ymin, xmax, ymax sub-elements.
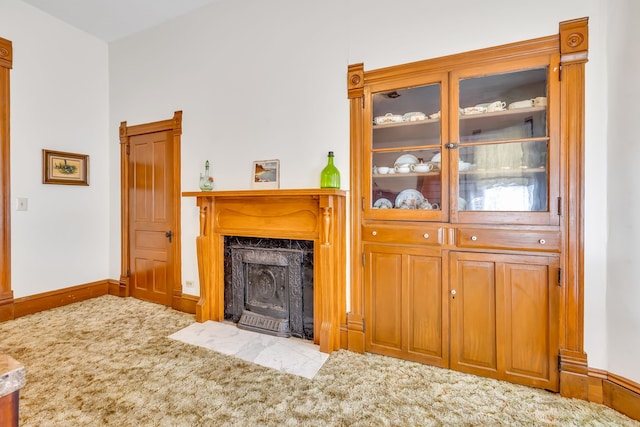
<box><xmin>605</xmin><ymin>0</ymin><xmax>640</xmax><ymax>386</ymax></box>
<box><xmin>0</xmin><ymin>0</ymin><xmax>110</xmax><ymax>297</ymax></box>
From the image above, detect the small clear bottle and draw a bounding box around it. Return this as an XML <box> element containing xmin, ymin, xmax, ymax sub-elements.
<box><xmin>199</xmin><ymin>160</ymin><xmax>214</xmax><ymax>191</ymax></box>
<box><xmin>320</xmin><ymin>151</ymin><xmax>340</xmax><ymax>189</ymax></box>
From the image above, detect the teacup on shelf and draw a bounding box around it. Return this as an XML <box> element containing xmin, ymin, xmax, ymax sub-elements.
<box><xmin>376</xmin><ymin>166</ymin><xmax>390</xmax><ymax>174</ymax></box>
<box><xmin>410</xmin><ymin>163</ymin><xmax>433</xmax><ymax>173</ymax></box>
<box><xmin>395</xmin><ymin>164</ymin><xmax>411</xmax><ymax>173</ymax></box>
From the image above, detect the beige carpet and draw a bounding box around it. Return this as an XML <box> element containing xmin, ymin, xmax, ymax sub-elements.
<box><xmin>0</xmin><ymin>295</ymin><xmax>637</xmax><ymax>427</ymax></box>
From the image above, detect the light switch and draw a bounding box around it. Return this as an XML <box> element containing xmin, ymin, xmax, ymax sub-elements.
<box><xmin>16</xmin><ymin>197</ymin><xmax>28</xmax><ymax>211</ymax></box>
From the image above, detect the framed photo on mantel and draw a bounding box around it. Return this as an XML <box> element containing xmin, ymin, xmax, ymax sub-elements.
<box><xmin>42</xmin><ymin>149</ymin><xmax>89</xmax><ymax>186</ymax></box>
<box><xmin>251</xmin><ymin>159</ymin><xmax>280</xmax><ymax>189</ymax></box>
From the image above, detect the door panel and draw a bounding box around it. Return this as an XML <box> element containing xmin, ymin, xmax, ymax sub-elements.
<box><xmin>450</xmin><ymin>254</ymin><xmax>498</xmax><ymax>376</ymax></box>
<box><xmin>499</xmin><ymin>259</ymin><xmax>559</xmax><ymax>390</ymax></box>
<box><xmin>365</xmin><ymin>244</ymin><xmax>445</xmax><ymax>366</ymax></box>
<box><xmin>366</xmin><ymin>248</ymin><xmax>402</xmax><ymax>352</ymax></box>
<box><xmin>129</xmin><ymin>131</ymin><xmax>174</xmax><ymax>305</ymax></box>
<box><xmin>450</xmin><ymin>251</ymin><xmax>559</xmax><ymax>390</ymax></box>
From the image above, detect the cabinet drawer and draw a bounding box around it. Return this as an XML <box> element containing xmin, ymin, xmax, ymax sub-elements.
<box><xmin>362</xmin><ymin>225</ymin><xmax>442</xmax><ymax>246</ymax></box>
<box><xmin>456</xmin><ymin>228</ymin><xmax>561</xmax><ymax>252</ymax></box>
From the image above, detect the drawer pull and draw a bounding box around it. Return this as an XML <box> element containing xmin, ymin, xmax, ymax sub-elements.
<box><xmin>371</xmin><ymin>231</ymin><xmax>377</xmax><ymax>236</ymax></box>
<box><xmin>471</xmin><ymin>235</ymin><xmax>477</xmax><ymax>241</ymax></box>
<box><xmin>539</xmin><ymin>239</ymin><xmax>546</xmax><ymax>245</ymax></box>
<box><xmin>423</xmin><ymin>233</ymin><xmax>430</xmax><ymax>239</ymax></box>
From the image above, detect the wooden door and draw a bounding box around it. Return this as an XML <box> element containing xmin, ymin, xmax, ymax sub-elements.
<box><xmin>364</xmin><ymin>243</ymin><xmax>446</xmax><ymax>367</ymax></box>
<box><xmin>129</xmin><ymin>131</ymin><xmax>174</xmax><ymax>305</ymax></box>
<box><xmin>449</xmin><ymin>251</ymin><xmax>560</xmax><ymax>390</ymax></box>
<box><xmin>119</xmin><ymin>112</ymin><xmax>182</xmax><ymax>308</ymax></box>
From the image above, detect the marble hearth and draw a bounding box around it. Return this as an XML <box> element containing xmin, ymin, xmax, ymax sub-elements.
<box><xmin>183</xmin><ymin>189</ymin><xmax>346</xmax><ymax>353</ymax></box>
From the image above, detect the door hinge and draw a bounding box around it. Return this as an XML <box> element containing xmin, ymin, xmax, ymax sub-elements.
<box><xmin>445</xmin><ymin>143</ymin><xmax>459</xmax><ymax>149</ymax></box>
<box><xmin>557</xmin><ymin>268</ymin><xmax>562</xmax><ymax>286</ymax></box>
<box><xmin>559</xmin><ymin>65</ymin><xmax>563</xmax><ymax>81</ymax></box>
<box><xmin>125</xmin><ymin>144</ymin><xmax>130</xmax><ymax>155</ymax></box>
<box><xmin>557</xmin><ymin>197</ymin><xmax>562</xmax><ymax>216</ymax></box>
<box><xmin>361</xmin><ymin>95</ymin><xmax>365</xmax><ymax>109</ymax></box>
<box><xmin>362</xmin><ymin>252</ymin><xmax>366</xmax><ymax>267</ymax></box>
<box><xmin>362</xmin><ymin>319</ymin><xmax>365</xmax><ymax>333</ymax></box>
<box><xmin>126</xmin><ymin>268</ymin><xmax>131</xmax><ymax>277</ymax></box>
<box><xmin>558</xmin><ymin>353</ymin><xmax>562</xmax><ymax>370</ymax></box>
<box><xmin>362</xmin><ymin>197</ymin><xmax>365</xmax><ymax>211</ymax></box>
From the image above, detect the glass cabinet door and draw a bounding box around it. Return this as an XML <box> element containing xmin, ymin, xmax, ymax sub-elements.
<box><xmin>367</xmin><ymin>79</ymin><xmax>446</xmax><ymax>220</ymax></box>
<box><xmin>452</xmin><ymin>63</ymin><xmax>558</xmax><ymax>225</ymax></box>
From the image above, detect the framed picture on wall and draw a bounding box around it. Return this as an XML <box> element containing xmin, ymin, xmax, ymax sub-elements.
<box><xmin>251</xmin><ymin>159</ymin><xmax>280</xmax><ymax>189</ymax></box>
<box><xmin>42</xmin><ymin>149</ymin><xmax>89</xmax><ymax>185</ymax></box>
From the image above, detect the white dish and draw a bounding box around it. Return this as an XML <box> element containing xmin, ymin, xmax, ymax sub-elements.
<box><xmin>394</xmin><ymin>154</ymin><xmax>419</xmax><ymax>166</ymax></box>
<box><xmin>402</xmin><ymin>112</ymin><xmax>426</xmax><ymax>121</ymax></box>
<box><xmin>459</xmin><ymin>161</ymin><xmax>473</xmax><ymax>171</ymax></box>
<box><xmin>431</xmin><ymin>153</ymin><xmax>441</xmax><ymax>163</ymax></box>
<box><xmin>508</xmin><ymin>99</ymin><xmax>534</xmax><ymax>110</ymax></box>
<box><xmin>373</xmin><ymin>198</ymin><xmax>393</xmax><ymax>209</ymax></box>
<box><xmin>462</xmin><ymin>106</ymin><xmax>487</xmax><ymax>115</ymax></box>
<box><xmin>374</xmin><ymin>113</ymin><xmax>404</xmax><ymax>125</ymax></box>
<box><xmin>395</xmin><ymin>189</ymin><xmax>425</xmax><ymax>209</ymax></box>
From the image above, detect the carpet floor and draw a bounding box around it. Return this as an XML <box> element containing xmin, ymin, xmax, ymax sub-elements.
<box><xmin>0</xmin><ymin>295</ymin><xmax>637</xmax><ymax>426</ymax></box>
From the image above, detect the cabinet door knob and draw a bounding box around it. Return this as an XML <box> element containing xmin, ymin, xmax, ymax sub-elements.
<box><xmin>539</xmin><ymin>239</ymin><xmax>546</xmax><ymax>245</ymax></box>
<box><xmin>450</xmin><ymin>289</ymin><xmax>457</xmax><ymax>295</ymax></box>
<box><xmin>423</xmin><ymin>233</ymin><xmax>429</xmax><ymax>239</ymax></box>
<box><xmin>471</xmin><ymin>235</ymin><xmax>477</xmax><ymax>241</ymax></box>
<box><xmin>371</xmin><ymin>231</ymin><xmax>377</xmax><ymax>236</ymax></box>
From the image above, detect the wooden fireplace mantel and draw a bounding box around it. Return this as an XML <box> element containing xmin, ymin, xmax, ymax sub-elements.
<box><xmin>183</xmin><ymin>189</ymin><xmax>346</xmax><ymax>353</ymax></box>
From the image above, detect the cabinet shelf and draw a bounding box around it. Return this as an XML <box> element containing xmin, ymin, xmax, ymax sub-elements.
<box><xmin>373</xmin><ymin>171</ymin><xmax>439</xmax><ymax>178</ymax></box>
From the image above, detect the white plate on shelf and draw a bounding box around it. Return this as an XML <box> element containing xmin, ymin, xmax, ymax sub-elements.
<box><xmin>394</xmin><ymin>154</ymin><xmax>419</xmax><ymax>166</ymax></box>
<box><xmin>373</xmin><ymin>198</ymin><xmax>393</xmax><ymax>209</ymax></box>
<box><xmin>394</xmin><ymin>189</ymin><xmax>425</xmax><ymax>209</ymax></box>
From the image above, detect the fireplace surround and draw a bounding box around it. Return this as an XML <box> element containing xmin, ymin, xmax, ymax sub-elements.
<box><xmin>183</xmin><ymin>189</ymin><xmax>346</xmax><ymax>353</ymax></box>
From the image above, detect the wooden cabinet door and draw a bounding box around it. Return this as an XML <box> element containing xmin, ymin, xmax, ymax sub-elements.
<box><xmin>364</xmin><ymin>244</ymin><xmax>446</xmax><ymax>367</ymax></box>
<box><xmin>450</xmin><ymin>252</ymin><xmax>560</xmax><ymax>391</ymax></box>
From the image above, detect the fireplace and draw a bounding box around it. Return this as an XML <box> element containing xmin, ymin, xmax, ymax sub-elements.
<box><xmin>183</xmin><ymin>189</ymin><xmax>346</xmax><ymax>353</ymax></box>
<box><xmin>225</xmin><ymin>237</ymin><xmax>314</xmax><ymax>339</ymax></box>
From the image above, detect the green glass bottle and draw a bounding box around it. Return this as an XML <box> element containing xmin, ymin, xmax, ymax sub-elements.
<box><xmin>320</xmin><ymin>151</ymin><xmax>340</xmax><ymax>189</ymax></box>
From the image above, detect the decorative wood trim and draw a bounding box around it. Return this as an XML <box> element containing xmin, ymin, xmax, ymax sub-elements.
<box><xmin>558</xmin><ymin>16</ymin><xmax>589</xmax><ymax>398</ymax></box>
<box><xmin>183</xmin><ymin>189</ymin><xmax>346</xmax><ymax>353</ymax></box>
<box><xmin>0</xmin><ymin>37</ymin><xmax>13</xmax><ymax>323</ymax></box>
<box><xmin>347</xmin><ymin>63</ymin><xmax>365</xmax><ymax>353</ymax></box>
<box><xmin>119</xmin><ymin>111</ymin><xmax>183</xmax><ymax>309</ymax></box>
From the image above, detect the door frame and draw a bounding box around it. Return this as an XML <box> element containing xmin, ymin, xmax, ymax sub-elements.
<box><xmin>0</xmin><ymin>37</ymin><xmax>13</xmax><ymax>321</ymax></box>
<box><xmin>119</xmin><ymin>111</ymin><xmax>182</xmax><ymax>309</ymax></box>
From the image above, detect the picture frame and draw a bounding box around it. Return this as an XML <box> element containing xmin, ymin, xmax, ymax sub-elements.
<box><xmin>42</xmin><ymin>149</ymin><xmax>89</xmax><ymax>186</ymax></box>
<box><xmin>251</xmin><ymin>159</ymin><xmax>280</xmax><ymax>189</ymax></box>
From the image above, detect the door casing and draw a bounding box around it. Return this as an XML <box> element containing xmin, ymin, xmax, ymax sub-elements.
<box><xmin>119</xmin><ymin>111</ymin><xmax>182</xmax><ymax>309</ymax></box>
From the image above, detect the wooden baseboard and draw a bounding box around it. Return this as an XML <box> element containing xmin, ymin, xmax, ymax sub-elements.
<box><xmin>13</xmin><ymin>280</ymin><xmax>111</xmax><ymax>318</ymax></box>
<box><xmin>179</xmin><ymin>293</ymin><xmax>198</xmax><ymax>314</ymax></box>
<box><xmin>9</xmin><ymin>280</ymin><xmax>198</xmax><ymax>319</ymax></box>
<box><xmin>589</xmin><ymin>368</ymin><xmax>640</xmax><ymax>422</ymax></box>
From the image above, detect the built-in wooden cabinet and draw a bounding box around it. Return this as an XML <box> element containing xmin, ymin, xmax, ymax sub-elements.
<box><xmin>347</xmin><ymin>18</ymin><xmax>589</xmax><ymax>394</ymax></box>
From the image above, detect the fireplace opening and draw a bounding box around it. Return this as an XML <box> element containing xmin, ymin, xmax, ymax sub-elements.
<box><xmin>224</xmin><ymin>237</ymin><xmax>314</xmax><ymax>340</ymax></box>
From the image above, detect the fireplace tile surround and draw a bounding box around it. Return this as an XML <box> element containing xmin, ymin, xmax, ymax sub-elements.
<box><xmin>183</xmin><ymin>189</ymin><xmax>346</xmax><ymax>353</ymax></box>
